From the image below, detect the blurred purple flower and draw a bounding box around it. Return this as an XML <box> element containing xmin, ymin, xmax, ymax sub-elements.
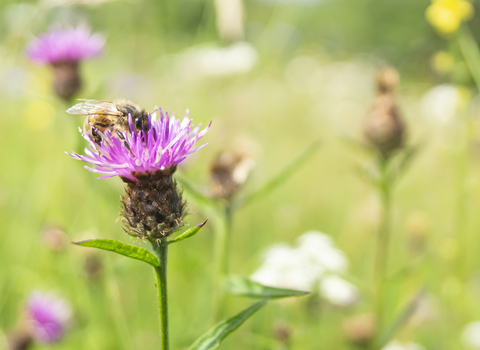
<box><xmin>69</xmin><ymin>109</ymin><xmax>211</xmax><ymax>181</ymax></box>
<box><xmin>27</xmin><ymin>291</ymin><xmax>72</xmax><ymax>343</ymax></box>
<box><xmin>26</xmin><ymin>26</ymin><xmax>104</xmax><ymax>64</ymax></box>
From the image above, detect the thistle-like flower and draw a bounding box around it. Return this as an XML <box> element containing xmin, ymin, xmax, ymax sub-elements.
<box><xmin>69</xmin><ymin>108</ymin><xmax>210</xmax><ymax>240</ymax></box>
<box><xmin>26</xmin><ymin>292</ymin><xmax>72</xmax><ymax>343</ymax></box>
<box><xmin>26</xmin><ymin>26</ymin><xmax>104</xmax><ymax>100</ymax></box>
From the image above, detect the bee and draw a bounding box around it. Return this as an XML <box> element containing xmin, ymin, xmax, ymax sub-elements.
<box><xmin>67</xmin><ymin>99</ymin><xmax>150</xmax><ymax>148</ymax></box>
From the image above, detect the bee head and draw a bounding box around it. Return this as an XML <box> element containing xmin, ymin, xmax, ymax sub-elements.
<box><xmin>134</xmin><ymin>111</ymin><xmax>150</xmax><ymax>133</ymax></box>
<box><xmin>117</xmin><ymin>101</ymin><xmax>141</xmax><ymax>118</ymax></box>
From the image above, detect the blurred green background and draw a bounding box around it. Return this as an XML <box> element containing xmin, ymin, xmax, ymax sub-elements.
<box><xmin>3</xmin><ymin>0</ymin><xmax>480</xmax><ymax>349</ymax></box>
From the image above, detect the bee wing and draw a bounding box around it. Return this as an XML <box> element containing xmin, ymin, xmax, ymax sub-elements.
<box><xmin>67</xmin><ymin>99</ymin><xmax>121</xmax><ymax>116</ymax></box>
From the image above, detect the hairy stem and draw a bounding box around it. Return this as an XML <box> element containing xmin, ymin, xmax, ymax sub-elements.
<box><xmin>153</xmin><ymin>240</ymin><xmax>169</xmax><ymax>350</ymax></box>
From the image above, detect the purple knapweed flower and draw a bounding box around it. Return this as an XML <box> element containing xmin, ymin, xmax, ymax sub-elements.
<box><xmin>69</xmin><ymin>108</ymin><xmax>210</xmax><ymax>181</ymax></box>
<box><xmin>27</xmin><ymin>26</ymin><xmax>104</xmax><ymax>64</ymax></box>
<box><xmin>26</xmin><ymin>26</ymin><xmax>104</xmax><ymax>100</ymax></box>
<box><xmin>69</xmin><ymin>107</ymin><xmax>210</xmax><ymax>239</ymax></box>
<box><xmin>27</xmin><ymin>291</ymin><xmax>72</xmax><ymax>343</ymax></box>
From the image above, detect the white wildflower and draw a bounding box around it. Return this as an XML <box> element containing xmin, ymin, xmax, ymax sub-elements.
<box><xmin>319</xmin><ymin>275</ymin><xmax>359</xmax><ymax>307</ymax></box>
<box><xmin>251</xmin><ymin>231</ymin><xmax>358</xmax><ymax>307</ymax></box>
<box><xmin>462</xmin><ymin>321</ymin><xmax>480</xmax><ymax>349</ymax></box>
<box><xmin>421</xmin><ymin>84</ymin><xmax>462</xmax><ymax>124</ymax></box>
<box><xmin>382</xmin><ymin>340</ymin><xmax>426</xmax><ymax>350</ymax></box>
<box><xmin>178</xmin><ymin>42</ymin><xmax>258</xmax><ymax>79</ymax></box>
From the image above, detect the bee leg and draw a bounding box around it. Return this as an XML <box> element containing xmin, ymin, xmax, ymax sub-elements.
<box><xmin>116</xmin><ymin>130</ymin><xmax>135</xmax><ymax>157</ymax></box>
<box><xmin>91</xmin><ymin>128</ymin><xmax>102</xmax><ymax>145</ymax></box>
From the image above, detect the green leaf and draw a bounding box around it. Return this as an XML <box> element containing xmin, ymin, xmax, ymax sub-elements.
<box><xmin>377</xmin><ymin>288</ymin><xmax>425</xmax><ymax>348</ymax></box>
<box><xmin>458</xmin><ymin>25</ymin><xmax>480</xmax><ymax>91</ymax></box>
<box><xmin>189</xmin><ymin>298</ymin><xmax>268</xmax><ymax>350</ymax></box>
<box><xmin>168</xmin><ymin>220</ymin><xmax>208</xmax><ymax>244</ymax></box>
<box><xmin>73</xmin><ymin>239</ymin><xmax>159</xmax><ymax>267</ymax></box>
<box><xmin>225</xmin><ymin>276</ymin><xmax>310</xmax><ymax>299</ymax></box>
<box><xmin>234</xmin><ymin>140</ymin><xmax>320</xmax><ymax>209</ymax></box>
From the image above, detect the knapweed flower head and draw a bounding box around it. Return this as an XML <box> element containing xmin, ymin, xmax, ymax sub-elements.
<box><xmin>70</xmin><ymin>108</ymin><xmax>210</xmax><ymax>181</ymax></box>
<box><xmin>426</xmin><ymin>0</ymin><xmax>474</xmax><ymax>35</ymax></box>
<box><xmin>27</xmin><ymin>291</ymin><xmax>72</xmax><ymax>343</ymax></box>
<box><xmin>27</xmin><ymin>26</ymin><xmax>104</xmax><ymax>64</ymax></box>
<box><xmin>27</xmin><ymin>26</ymin><xmax>104</xmax><ymax>100</ymax></box>
<box><xmin>69</xmin><ymin>107</ymin><xmax>210</xmax><ymax>240</ymax></box>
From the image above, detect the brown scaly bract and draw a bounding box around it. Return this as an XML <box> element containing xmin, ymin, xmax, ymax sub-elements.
<box><xmin>364</xmin><ymin>66</ymin><xmax>406</xmax><ymax>159</ymax></box>
<box><xmin>52</xmin><ymin>61</ymin><xmax>81</xmax><ymax>101</ymax></box>
<box><xmin>120</xmin><ymin>166</ymin><xmax>186</xmax><ymax>241</ymax></box>
<box><xmin>210</xmin><ymin>151</ymin><xmax>254</xmax><ymax>200</ymax></box>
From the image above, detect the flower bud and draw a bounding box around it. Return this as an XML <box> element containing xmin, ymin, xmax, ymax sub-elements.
<box><xmin>375</xmin><ymin>67</ymin><xmax>400</xmax><ymax>94</ymax></box>
<box><xmin>272</xmin><ymin>323</ymin><xmax>290</xmax><ymax>345</ymax></box>
<box><xmin>6</xmin><ymin>330</ymin><xmax>32</xmax><ymax>350</ymax></box>
<box><xmin>364</xmin><ymin>67</ymin><xmax>406</xmax><ymax>159</ymax></box>
<box><xmin>41</xmin><ymin>224</ymin><xmax>68</xmax><ymax>252</ymax></box>
<box><xmin>210</xmin><ymin>151</ymin><xmax>254</xmax><ymax>200</ymax></box>
<box><xmin>343</xmin><ymin>313</ymin><xmax>377</xmax><ymax>348</ymax></box>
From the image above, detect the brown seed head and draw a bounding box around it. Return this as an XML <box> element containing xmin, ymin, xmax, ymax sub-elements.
<box><xmin>210</xmin><ymin>151</ymin><xmax>254</xmax><ymax>199</ymax></box>
<box><xmin>364</xmin><ymin>67</ymin><xmax>405</xmax><ymax>159</ymax></box>
<box><xmin>120</xmin><ymin>166</ymin><xmax>186</xmax><ymax>241</ymax></box>
<box><xmin>6</xmin><ymin>329</ymin><xmax>32</xmax><ymax>350</ymax></box>
<box><xmin>342</xmin><ymin>313</ymin><xmax>377</xmax><ymax>348</ymax></box>
<box><xmin>272</xmin><ymin>323</ymin><xmax>291</xmax><ymax>344</ymax></box>
<box><xmin>84</xmin><ymin>253</ymin><xmax>103</xmax><ymax>282</ymax></box>
<box><xmin>41</xmin><ymin>224</ymin><xmax>68</xmax><ymax>252</ymax></box>
<box><xmin>376</xmin><ymin>66</ymin><xmax>400</xmax><ymax>94</ymax></box>
<box><xmin>52</xmin><ymin>61</ymin><xmax>81</xmax><ymax>101</ymax></box>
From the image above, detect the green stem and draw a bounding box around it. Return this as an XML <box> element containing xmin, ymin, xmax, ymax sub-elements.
<box><xmin>454</xmin><ymin>109</ymin><xmax>471</xmax><ymax>279</ymax></box>
<box><xmin>213</xmin><ymin>204</ymin><xmax>233</xmax><ymax>321</ymax></box>
<box><xmin>153</xmin><ymin>240</ymin><xmax>169</xmax><ymax>350</ymax></box>
<box><xmin>372</xmin><ymin>157</ymin><xmax>392</xmax><ymax>348</ymax></box>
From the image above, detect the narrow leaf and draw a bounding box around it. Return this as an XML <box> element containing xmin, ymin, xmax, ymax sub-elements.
<box><xmin>225</xmin><ymin>276</ymin><xmax>310</xmax><ymax>299</ymax></box>
<box><xmin>458</xmin><ymin>25</ymin><xmax>480</xmax><ymax>91</ymax></box>
<box><xmin>234</xmin><ymin>140</ymin><xmax>320</xmax><ymax>209</ymax></box>
<box><xmin>189</xmin><ymin>298</ymin><xmax>268</xmax><ymax>350</ymax></box>
<box><xmin>169</xmin><ymin>220</ymin><xmax>208</xmax><ymax>244</ymax></box>
<box><xmin>377</xmin><ymin>288</ymin><xmax>425</xmax><ymax>347</ymax></box>
<box><xmin>73</xmin><ymin>239</ymin><xmax>159</xmax><ymax>267</ymax></box>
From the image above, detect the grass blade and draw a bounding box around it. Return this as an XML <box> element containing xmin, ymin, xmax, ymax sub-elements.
<box><xmin>234</xmin><ymin>140</ymin><xmax>320</xmax><ymax>209</ymax></box>
<box><xmin>188</xmin><ymin>298</ymin><xmax>269</xmax><ymax>350</ymax></box>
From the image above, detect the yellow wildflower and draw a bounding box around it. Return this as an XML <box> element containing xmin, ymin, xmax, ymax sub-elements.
<box><xmin>24</xmin><ymin>101</ymin><xmax>55</xmax><ymax>130</ymax></box>
<box><xmin>431</xmin><ymin>51</ymin><xmax>455</xmax><ymax>74</ymax></box>
<box><xmin>426</xmin><ymin>0</ymin><xmax>474</xmax><ymax>35</ymax></box>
